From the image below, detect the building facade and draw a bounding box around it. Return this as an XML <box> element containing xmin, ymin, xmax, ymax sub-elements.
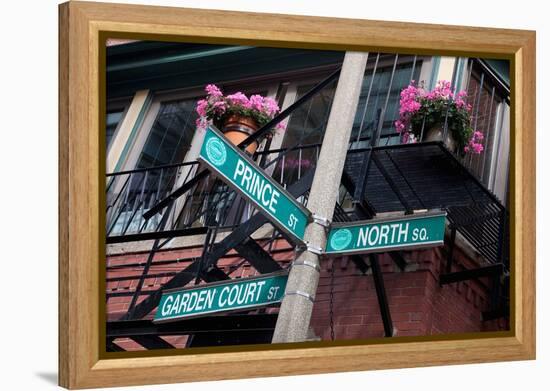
<box><xmin>105</xmin><ymin>41</ymin><xmax>510</xmax><ymax>351</ymax></box>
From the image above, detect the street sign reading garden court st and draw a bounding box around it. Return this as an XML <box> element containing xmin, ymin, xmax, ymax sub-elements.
<box><xmin>198</xmin><ymin>125</ymin><xmax>311</xmax><ymax>244</ymax></box>
<box><xmin>325</xmin><ymin>211</ymin><xmax>447</xmax><ymax>255</ymax></box>
<box><xmin>154</xmin><ymin>271</ymin><xmax>288</xmax><ymax>322</ymax></box>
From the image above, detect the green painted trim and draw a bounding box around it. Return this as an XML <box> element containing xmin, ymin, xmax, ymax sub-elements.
<box><xmin>455</xmin><ymin>58</ymin><xmax>465</xmax><ymax>90</ymax></box>
<box><xmin>112</xmin><ymin>91</ymin><xmax>153</xmax><ymax>174</ymax></box>
<box><xmin>450</xmin><ymin>57</ymin><xmax>459</xmax><ymax>90</ymax></box>
<box><xmin>481</xmin><ymin>59</ymin><xmax>510</xmax><ymax>87</ymax></box>
<box><xmin>429</xmin><ymin>56</ymin><xmax>441</xmax><ymax>89</ymax></box>
<box><xmin>107</xmin><ymin>46</ymin><xmax>253</xmax><ymax>72</ymax></box>
<box><xmin>108</xmin><ymin>46</ymin><xmax>344</xmax><ymax>98</ymax></box>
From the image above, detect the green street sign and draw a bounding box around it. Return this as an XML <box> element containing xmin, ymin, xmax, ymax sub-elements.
<box><xmin>198</xmin><ymin>126</ymin><xmax>311</xmax><ymax>244</ymax></box>
<box><xmin>154</xmin><ymin>271</ymin><xmax>288</xmax><ymax>322</ymax></box>
<box><xmin>325</xmin><ymin>211</ymin><xmax>447</xmax><ymax>255</ymax></box>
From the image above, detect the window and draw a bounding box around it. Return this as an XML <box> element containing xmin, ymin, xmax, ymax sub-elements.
<box><xmin>279</xmin><ymin>82</ymin><xmax>336</xmax><ymax>148</ymax></box>
<box><xmin>137</xmin><ymin>86</ymin><xmax>269</xmax><ymax>171</ymax></box>
<box><xmin>351</xmin><ymin>54</ymin><xmax>422</xmax><ymax>147</ymax></box>
<box><xmin>135</xmin><ymin>99</ymin><xmax>198</xmax><ymax>169</ymax></box>
<box><xmin>275</xmin><ymin>78</ymin><xmax>337</xmax><ymax>186</ymax></box>
<box><xmin>132</xmin><ymin>86</ymin><xmax>274</xmax><ymax>230</ymax></box>
<box><xmin>198</xmin><ymin>87</ymin><xmax>271</xmax><ymax>227</ymax></box>
<box><xmin>460</xmin><ymin>59</ymin><xmax>510</xmax><ymax>199</ymax></box>
<box><xmin>106</xmin><ymin>97</ymin><xmax>131</xmax><ymax>151</ymax></box>
<box><xmin>106</xmin><ymin>97</ymin><xmax>199</xmax><ymax>236</ymax></box>
<box><xmin>106</xmin><ymin>110</ymin><xmax>125</xmax><ymax>149</ymax></box>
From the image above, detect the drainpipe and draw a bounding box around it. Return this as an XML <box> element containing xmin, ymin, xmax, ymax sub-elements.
<box><xmin>272</xmin><ymin>51</ymin><xmax>368</xmax><ymax>343</ymax></box>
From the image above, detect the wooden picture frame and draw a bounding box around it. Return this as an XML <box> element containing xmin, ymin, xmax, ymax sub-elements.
<box><xmin>58</xmin><ymin>1</ymin><xmax>535</xmax><ymax>388</ymax></box>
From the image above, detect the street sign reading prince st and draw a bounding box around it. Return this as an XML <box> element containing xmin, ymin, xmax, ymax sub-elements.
<box><xmin>326</xmin><ymin>211</ymin><xmax>447</xmax><ymax>255</ymax></box>
<box><xmin>198</xmin><ymin>126</ymin><xmax>311</xmax><ymax>244</ymax></box>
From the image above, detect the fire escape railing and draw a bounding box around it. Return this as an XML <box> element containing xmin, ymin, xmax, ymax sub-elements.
<box><xmin>141</xmin><ymin>68</ymin><xmax>342</xmax><ymax>222</ymax></box>
<box><xmin>105</xmin><ymin>143</ymin><xmax>328</xmax><ymax>242</ymax></box>
<box><xmin>105</xmin><ymin>57</ymin><xmax>509</xmax><ymax>350</ymax></box>
<box><xmin>105</xmin><ymin>69</ymin><xmax>342</xmax><ymax>330</ymax></box>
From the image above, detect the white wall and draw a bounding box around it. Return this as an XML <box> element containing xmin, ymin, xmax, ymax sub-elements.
<box><xmin>436</xmin><ymin>56</ymin><xmax>457</xmax><ymax>84</ymax></box>
<box><xmin>0</xmin><ymin>1</ymin><xmax>545</xmax><ymax>391</ymax></box>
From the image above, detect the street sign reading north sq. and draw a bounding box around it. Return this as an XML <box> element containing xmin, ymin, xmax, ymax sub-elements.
<box><xmin>154</xmin><ymin>271</ymin><xmax>288</xmax><ymax>322</ymax></box>
<box><xmin>325</xmin><ymin>211</ymin><xmax>447</xmax><ymax>255</ymax></box>
<box><xmin>198</xmin><ymin>125</ymin><xmax>311</xmax><ymax>244</ymax></box>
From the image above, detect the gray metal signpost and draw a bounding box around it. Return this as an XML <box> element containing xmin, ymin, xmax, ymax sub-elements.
<box><xmin>272</xmin><ymin>51</ymin><xmax>370</xmax><ymax>343</ymax></box>
<box><xmin>190</xmin><ymin>56</ymin><xmax>446</xmax><ymax>342</ymax></box>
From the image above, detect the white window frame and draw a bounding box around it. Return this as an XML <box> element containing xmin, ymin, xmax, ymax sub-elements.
<box><xmin>123</xmin><ymin>81</ymin><xmax>281</xmax><ymax>230</ymax></box>
<box><xmin>106</xmin><ymin>97</ymin><xmax>132</xmax><ymax>154</ymax></box>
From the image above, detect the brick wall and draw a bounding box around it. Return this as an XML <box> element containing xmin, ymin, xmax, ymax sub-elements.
<box><xmin>106</xmin><ymin>238</ymin><xmax>507</xmax><ymax>349</ymax></box>
<box><xmin>310</xmin><ymin>245</ymin><xmax>507</xmax><ymax>340</ymax></box>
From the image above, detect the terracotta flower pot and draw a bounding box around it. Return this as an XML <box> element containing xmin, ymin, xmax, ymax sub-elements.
<box><xmin>423</xmin><ymin>124</ymin><xmax>457</xmax><ymax>153</ymax></box>
<box><xmin>221</xmin><ymin>114</ymin><xmax>260</xmax><ymax>155</ymax></box>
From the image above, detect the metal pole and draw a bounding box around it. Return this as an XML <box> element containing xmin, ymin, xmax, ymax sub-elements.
<box><xmin>369</xmin><ymin>254</ymin><xmax>394</xmax><ymax>337</ymax></box>
<box><xmin>272</xmin><ymin>52</ymin><xmax>368</xmax><ymax>343</ymax></box>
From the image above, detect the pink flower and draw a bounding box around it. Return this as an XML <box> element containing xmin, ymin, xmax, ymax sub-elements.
<box><xmin>394</xmin><ymin>82</ymin><xmax>426</xmax><ymax>141</ymax></box>
<box><xmin>249</xmin><ymin>94</ymin><xmax>265</xmax><ymax>111</ymax></box>
<box><xmin>263</xmin><ymin>97</ymin><xmax>280</xmax><ymax>117</ymax></box>
<box><xmin>395</xmin><ymin>120</ymin><xmax>405</xmax><ymax>133</ymax></box>
<box><xmin>473</xmin><ymin>130</ymin><xmax>484</xmax><ymax>140</ymax></box>
<box><xmin>195</xmin><ymin>117</ymin><xmax>209</xmax><ymax>130</ymax></box>
<box><xmin>195</xmin><ymin>99</ymin><xmax>208</xmax><ymax>117</ymax></box>
<box><xmin>195</xmin><ymin>86</ymin><xmax>283</xmax><ymax>136</ymax></box>
<box><xmin>205</xmin><ymin>84</ymin><xmax>222</xmax><ymax>98</ymax></box>
<box><xmin>275</xmin><ymin>120</ymin><xmax>287</xmax><ymax>132</ymax></box>
<box><xmin>226</xmin><ymin>92</ymin><xmax>250</xmax><ymax>108</ymax></box>
<box><xmin>284</xmin><ymin>157</ymin><xmax>313</xmax><ymax>169</ymax></box>
<box><xmin>212</xmin><ymin>100</ymin><xmax>227</xmax><ymax>114</ymax></box>
<box><xmin>396</xmin><ymin>80</ymin><xmax>475</xmax><ymax>149</ymax></box>
<box><xmin>424</xmin><ymin>80</ymin><xmax>454</xmax><ymax>101</ymax></box>
<box><xmin>455</xmin><ymin>98</ymin><xmax>466</xmax><ymax>109</ymax></box>
<box><xmin>397</xmin><ymin>83</ymin><xmax>423</xmax><ymax>118</ymax></box>
<box><xmin>465</xmin><ymin>130</ymin><xmax>484</xmax><ymax>154</ymax></box>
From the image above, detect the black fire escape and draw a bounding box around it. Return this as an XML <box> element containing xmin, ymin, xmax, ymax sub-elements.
<box><xmin>105</xmin><ymin>70</ymin><xmax>509</xmax><ymax>351</ymax></box>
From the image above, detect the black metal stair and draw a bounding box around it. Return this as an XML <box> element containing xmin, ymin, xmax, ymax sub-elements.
<box><xmin>342</xmin><ymin>141</ymin><xmax>510</xmax><ymax>319</ymax></box>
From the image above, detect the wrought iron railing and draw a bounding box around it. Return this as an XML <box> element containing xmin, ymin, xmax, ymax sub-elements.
<box><xmin>105</xmin><ymin>57</ymin><xmax>510</xmax><ymax>346</ymax></box>
<box><xmin>105</xmin><ymin>55</ymin><xmax>508</xmax><ymax>253</ymax></box>
<box><xmin>106</xmin><ymin>161</ymin><xmax>200</xmax><ymax>237</ymax></box>
<box><xmin>106</xmin><ymin>144</ymin><xmax>326</xmax><ymax>240</ymax></box>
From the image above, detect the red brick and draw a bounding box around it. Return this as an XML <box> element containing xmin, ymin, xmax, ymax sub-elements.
<box><xmin>107</xmin><ymin>303</ymin><xmax>128</xmax><ymax>312</ymax></box>
<box><xmin>401</xmin><ymin>287</ymin><xmax>426</xmax><ymax>297</ymax></box>
<box><xmin>106</xmin><ymin>239</ymin><xmax>509</xmax><ymax>343</ymax></box>
<box><xmin>389</xmin><ymin>312</ymin><xmax>411</xmax><ymax>322</ymax></box>
<box><xmin>336</xmin><ymin>315</ymin><xmax>363</xmax><ymax>325</ymax></box>
<box><xmin>395</xmin><ymin>329</ymin><xmax>423</xmax><ymax>337</ymax></box>
<box><xmin>410</xmin><ymin>312</ymin><xmax>423</xmax><ymax>321</ymax></box>
<box><xmin>394</xmin><ymin>321</ymin><xmax>423</xmax><ymax>331</ymax></box>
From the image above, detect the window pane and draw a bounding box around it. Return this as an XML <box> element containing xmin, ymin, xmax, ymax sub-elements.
<box><xmin>276</xmin><ymin>79</ymin><xmax>337</xmax><ymax>186</ymax></box>
<box><xmin>177</xmin><ymin>88</ymin><xmax>269</xmax><ymax>229</ymax></box>
<box><xmin>351</xmin><ymin>55</ymin><xmax>422</xmax><ymax>146</ymax></box>
<box><xmin>461</xmin><ymin>62</ymin><xmax>507</xmax><ymax>187</ymax></box>
<box><xmin>111</xmin><ymin>98</ymin><xmax>199</xmax><ymax>235</ymax></box>
<box><xmin>106</xmin><ymin>110</ymin><xmax>124</xmax><ymax>148</ymax></box>
<box><xmin>136</xmin><ymin>99</ymin><xmax>197</xmax><ymax>168</ymax></box>
<box><xmin>281</xmin><ymin>82</ymin><xmax>336</xmax><ymax>148</ymax></box>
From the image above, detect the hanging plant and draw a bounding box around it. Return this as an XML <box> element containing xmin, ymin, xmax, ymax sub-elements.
<box><xmin>195</xmin><ymin>84</ymin><xmax>285</xmax><ymax>135</ymax></box>
<box><xmin>395</xmin><ymin>80</ymin><xmax>484</xmax><ymax>155</ymax></box>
